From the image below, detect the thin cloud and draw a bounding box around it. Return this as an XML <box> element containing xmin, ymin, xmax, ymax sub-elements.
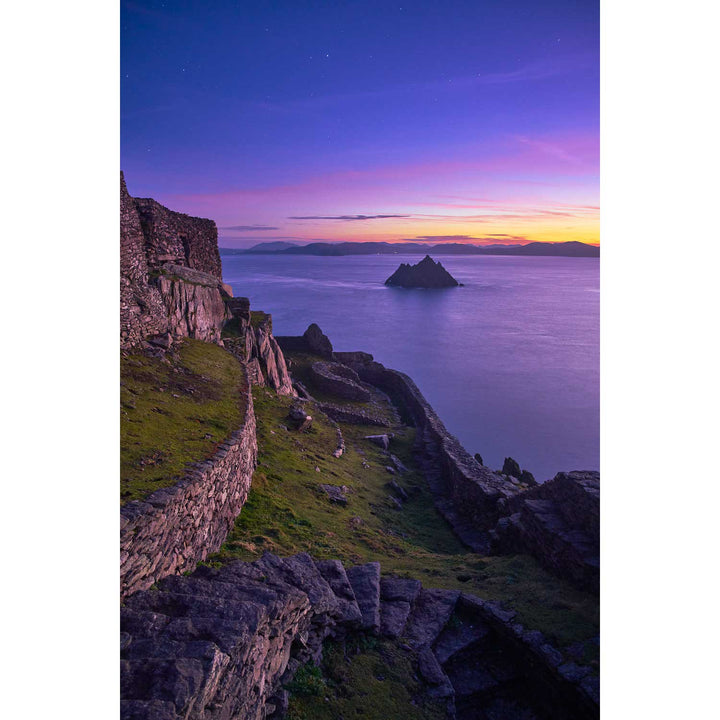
<box><xmin>406</xmin><ymin>234</ymin><xmax>528</xmax><ymax>244</ymax></box>
<box><xmin>288</xmin><ymin>214</ymin><xmax>410</xmax><ymax>221</ymax></box>
<box><xmin>222</xmin><ymin>224</ymin><xmax>279</xmax><ymax>231</ymax></box>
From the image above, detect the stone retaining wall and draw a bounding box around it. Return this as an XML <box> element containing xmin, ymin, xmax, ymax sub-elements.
<box><xmin>120</xmin><ymin>370</ymin><xmax>257</xmax><ymax>599</ymax></box>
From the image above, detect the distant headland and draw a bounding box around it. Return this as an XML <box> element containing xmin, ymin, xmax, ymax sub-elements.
<box><xmin>223</xmin><ymin>240</ymin><xmax>600</xmax><ymax>258</ymax></box>
<box><xmin>385</xmin><ymin>255</ymin><xmax>460</xmax><ymax>288</ymax></box>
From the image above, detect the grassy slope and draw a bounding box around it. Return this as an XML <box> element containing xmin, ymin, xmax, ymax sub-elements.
<box><xmin>286</xmin><ymin>638</ymin><xmax>446</xmax><ymax>720</ymax></box>
<box><xmin>120</xmin><ymin>338</ymin><xmax>247</xmax><ymax>504</ymax></box>
<box><xmin>210</xmin><ymin>356</ymin><xmax>599</xmax><ymax>652</ymax></box>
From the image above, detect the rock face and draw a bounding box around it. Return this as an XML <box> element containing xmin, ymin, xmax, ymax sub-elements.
<box><xmin>121</xmin><ymin>553</ymin><xmax>599</xmax><ymax>720</ymax></box>
<box><xmin>491</xmin><ymin>471</ymin><xmax>600</xmax><ymax>593</ymax></box>
<box><xmin>120</xmin><ymin>172</ymin><xmax>230</xmax><ymax>348</ymax></box>
<box><xmin>385</xmin><ymin>255</ymin><xmax>459</xmax><ymax>288</ymax></box>
<box><xmin>223</xmin><ymin>298</ymin><xmax>295</xmax><ymax>396</ymax></box>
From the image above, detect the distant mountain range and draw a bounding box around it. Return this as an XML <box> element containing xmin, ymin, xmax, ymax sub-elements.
<box><xmin>221</xmin><ymin>240</ymin><xmax>599</xmax><ymax>257</ymax></box>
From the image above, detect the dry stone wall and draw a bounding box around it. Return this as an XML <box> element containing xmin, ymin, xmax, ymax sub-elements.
<box><xmin>120</xmin><ymin>172</ymin><xmax>168</xmax><ymax>348</ymax></box>
<box><xmin>120</xmin><ymin>172</ymin><xmax>229</xmax><ymax>349</ymax></box>
<box><xmin>120</xmin><ymin>373</ymin><xmax>257</xmax><ymax>599</ymax></box>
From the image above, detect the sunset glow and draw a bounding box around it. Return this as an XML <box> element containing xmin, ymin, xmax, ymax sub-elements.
<box><xmin>122</xmin><ymin>1</ymin><xmax>598</xmax><ymax>248</ymax></box>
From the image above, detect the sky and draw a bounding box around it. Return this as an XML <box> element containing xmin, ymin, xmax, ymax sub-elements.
<box><xmin>121</xmin><ymin>0</ymin><xmax>599</xmax><ymax>248</ymax></box>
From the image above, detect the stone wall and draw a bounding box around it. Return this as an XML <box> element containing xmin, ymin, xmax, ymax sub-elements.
<box><xmin>120</xmin><ymin>172</ymin><xmax>168</xmax><ymax>348</ymax></box>
<box><xmin>120</xmin><ymin>371</ymin><xmax>257</xmax><ymax>599</ymax></box>
<box><xmin>133</xmin><ymin>197</ymin><xmax>222</xmax><ymax>279</ymax></box>
<box><xmin>121</xmin><ymin>172</ymin><xmax>229</xmax><ymax>349</ymax></box>
<box><xmin>121</xmin><ymin>553</ymin><xmax>598</xmax><ymax>720</ymax></box>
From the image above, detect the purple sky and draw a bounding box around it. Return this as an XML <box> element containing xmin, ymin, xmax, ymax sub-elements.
<box><xmin>121</xmin><ymin>1</ymin><xmax>599</xmax><ymax>247</ymax></box>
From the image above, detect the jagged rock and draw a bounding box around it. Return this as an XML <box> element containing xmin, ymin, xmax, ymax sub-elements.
<box><xmin>379</xmin><ymin>576</ymin><xmax>421</xmax><ymax>639</ymax></box>
<box><xmin>365</xmin><ymin>434</ymin><xmax>390</xmax><ymax>450</ymax></box>
<box><xmin>314</xmin><ymin>559</ymin><xmax>362</xmax><ymax>628</ymax></box>
<box><xmin>474</xmin><ymin>453</ymin><xmax>483</xmax><ymax>465</ymax></box>
<box><xmin>319</xmin><ymin>484</ymin><xmax>348</xmax><ymax>506</ymax></box>
<box><xmin>491</xmin><ymin>471</ymin><xmax>600</xmax><ymax>593</ymax></box>
<box><xmin>404</xmin><ymin>588</ymin><xmax>460</xmax><ymax>649</ymax></box>
<box><xmin>502</xmin><ymin>457</ymin><xmax>522</xmax><ymax>478</ymax></box>
<box><xmin>385</xmin><ymin>465</ymin><xmax>396</xmax><ymax>475</ymax></box>
<box><xmin>121</xmin><ymin>554</ymin><xmax>598</xmax><ymax>720</ymax></box>
<box><xmin>346</xmin><ymin>562</ymin><xmax>381</xmax><ymax>632</ymax></box>
<box><xmin>303</xmin><ymin>323</ymin><xmax>333</xmax><ymax>359</ymax></box>
<box><xmin>520</xmin><ymin>469</ymin><xmax>537</xmax><ymax>486</ymax></box>
<box><xmin>385</xmin><ymin>255</ymin><xmax>460</xmax><ymax>288</ymax></box>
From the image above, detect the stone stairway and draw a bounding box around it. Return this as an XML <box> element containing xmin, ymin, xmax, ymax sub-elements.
<box><xmin>121</xmin><ymin>553</ymin><xmax>598</xmax><ymax>720</ymax></box>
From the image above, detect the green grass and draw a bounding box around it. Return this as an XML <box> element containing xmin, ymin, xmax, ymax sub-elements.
<box><xmin>286</xmin><ymin>639</ymin><xmax>447</xmax><ymax>720</ymax></box>
<box><xmin>250</xmin><ymin>310</ymin><xmax>271</xmax><ymax>329</ymax></box>
<box><xmin>120</xmin><ymin>338</ymin><xmax>248</xmax><ymax>504</ymax></box>
<box><xmin>210</xmin><ymin>380</ymin><xmax>599</xmax><ymax>653</ymax></box>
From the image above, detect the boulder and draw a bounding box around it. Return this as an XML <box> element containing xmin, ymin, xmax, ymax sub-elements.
<box><xmin>303</xmin><ymin>323</ymin><xmax>333</xmax><ymax>359</ymax></box>
<box><xmin>319</xmin><ymin>484</ymin><xmax>349</xmax><ymax>506</ymax></box>
<box><xmin>365</xmin><ymin>434</ymin><xmax>390</xmax><ymax>450</ymax></box>
<box><xmin>502</xmin><ymin>457</ymin><xmax>522</xmax><ymax>478</ymax></box>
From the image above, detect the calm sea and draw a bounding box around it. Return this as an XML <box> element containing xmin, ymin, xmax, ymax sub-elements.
<box><xmin>221</xmin><ymin>252</ymin><xmax>599</xmax><ymax>482</ymax></box>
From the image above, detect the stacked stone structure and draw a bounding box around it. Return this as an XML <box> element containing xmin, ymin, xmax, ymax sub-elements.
<box><xmin>120</xmin><ymin>172</ymin><xmax>230</xmax><ymax>349</ymax></box>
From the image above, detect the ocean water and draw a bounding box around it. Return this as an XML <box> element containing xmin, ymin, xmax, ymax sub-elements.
<box><xmin>221</xmin><ymin>252</ymin><xmax>599</xmax><ymax>482</ymax></box>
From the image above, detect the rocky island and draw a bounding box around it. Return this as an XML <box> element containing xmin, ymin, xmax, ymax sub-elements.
<box><xmin>385</xmin><ymin>255</ymin><xmax>460</xmax><ymax>288</ymax></box>
<box><xmin>119</xmin><ymin>174</ymin><xmax>598</xmax><ymax>720</ymax></box>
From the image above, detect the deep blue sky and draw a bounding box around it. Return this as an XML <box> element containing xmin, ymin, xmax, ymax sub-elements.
<box><xmin>121</xmin><ymin>1</ymin><xmax>599</xmax><ymax>246</ymax></box>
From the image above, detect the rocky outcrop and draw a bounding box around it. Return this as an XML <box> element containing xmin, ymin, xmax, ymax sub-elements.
<box><xmin>491</xmin><ymin>471</ymin><xmax>600</xmax><ymax>593</ymax></box>
<box><xmin>120</xmin><ymin>368</ymin><xmax>257</xmax><ymax>599</ymax></box>
<box><xmin>120</xmin><ymin>172</ymin><xmax>230</xmax><ymax>349</ymax></box>
<box><xmin>155</xmin><ymin>267</ymin><xmax>231</xmax><ymax>344</ymax></box>
<box><xmin>276</xmin><ymin>323</ymin><xmax>334</xmax><ymax>359</ymax></box>
<box><xmin>121</xmin><ymin>554</ymin><xmax>598</xmax><ymax>720</ymax></box>
<box><xmin>223</xmin><ymin>300</ymin><xmax>294</xmax><ymax>396</ymax></box>
<box><xmin>385</xmin><ymin>255</ymin><xmax>460</xmax><ymax>288</ymax></box>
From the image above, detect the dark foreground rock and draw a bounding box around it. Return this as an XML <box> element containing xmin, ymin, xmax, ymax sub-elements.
<box><xmin>385</xmin><ymin>254</ymin><xmax>460</xmax><ymax>288</ymax></box>
<box><xmin>121</xmin><ymin>552</ymin><xmax>598</xmax><ymax>720</ymax></box>
<box><xmin>491</xmin><ymin>471</ymin><xmax>600</xmax><ymax>593</ymax></box>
